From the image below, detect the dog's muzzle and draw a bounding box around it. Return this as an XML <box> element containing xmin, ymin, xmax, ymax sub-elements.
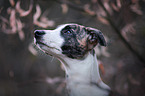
<box><xmin>34</xmin><ymin>30</ymin><xmax>45</xmax><ymax>44</ymax></box>
<box><xmin>34</xmin><ymin>30</ymin><xmax>45</xmax><ymax>39</ymax></box>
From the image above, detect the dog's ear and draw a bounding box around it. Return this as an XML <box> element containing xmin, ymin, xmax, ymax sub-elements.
<box><xmin>86</xmin><ymin>27</ymin><xmax>106</xmax><ymax>49</ymax></box>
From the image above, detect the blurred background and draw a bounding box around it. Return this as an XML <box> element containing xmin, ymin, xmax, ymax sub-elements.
<box><xmin>0</xmin><ymin>0</ymin><xmax>145</xmax><ymax>96</ymax></box>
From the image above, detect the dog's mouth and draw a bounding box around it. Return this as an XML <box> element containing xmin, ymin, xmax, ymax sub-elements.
<box><xmin>36</xmin><ymin>41</ymin><xmax>61</xmax><ymax>51</ymax></box>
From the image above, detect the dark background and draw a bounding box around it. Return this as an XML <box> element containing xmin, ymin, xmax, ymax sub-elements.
<box><xmin>0</xmin><ymin>0</ymin><xmax>145</xmax><ymax>96</ymax></box>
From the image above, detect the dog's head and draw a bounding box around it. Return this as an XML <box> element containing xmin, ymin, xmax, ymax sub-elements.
<box><xmin>34</xmin><ymin>24</ymin><xmax>106</xmax><ymax>59</ymax></box>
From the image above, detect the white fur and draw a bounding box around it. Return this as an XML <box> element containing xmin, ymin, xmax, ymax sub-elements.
<box><xmin>60</xmin><ymin>52</ymin><xmax>110</xmax><ymax>96</ymax></box>
<box><xmin>35</xmin><ymin>24</ymin><xmax>110</xmax><ymax>96</ymax></box>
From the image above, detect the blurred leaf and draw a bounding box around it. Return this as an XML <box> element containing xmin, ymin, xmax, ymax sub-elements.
<box><xmin>33</xmin><ymin>4</ymin><xmax>55</xmax><ymax>28</ymax></box>
<box><xmin>0</xmin><ymin>7</ymin><xmax>3</xmax><ymax>13</ymax></box>
<box><xmin>56</xmin><ymin>81</ymin><xmax>66</xmax><ymax>94</ymax></box>
<box><xmin>0</xmin><ymin>16</ymin><xmax>9</xmax><ymax>24</ymax></box>
<box><xmin>84</xmin><ymin>4</ymin><xmax>96</xmax><ymax>16</ymax></box>
<box><xmin>16</xmin><ymin>1</ymin><xmax>33</xmax><ymax>17</ymax></box>
<box><xmin>33</xmin><ymin>4</ymin><xmax>41</xmax><ymax>23</ymax></box>
<box><xmin>9</xmin><ymin>70</ymin><xmax>14</xmax><ymax>78</ymax></box>
<box><xmin>91</xmin><ymin>0</ymin><xmax>97</xmax><ymax>3</ymax></box>
<box><xmin>9</xmin><ymin>8</ymin><xmax>17</xmax><ymax>34</ymax></box>
<box><xmin>94</xmin><ymin>36</ymin><xmax>110</xmax><ymax>57</ymax></box>
<box><xmin>97</xmin><ymin>17</ymin><xmax>109</xmax><ymax>25</ymax></box>
<box><xmin>61</xmin><ymin>4</ymin><xmax>68</xmax><ymax>14</ymax></box>
<box><xmin>117</xmin><ymin>0</ymin><xmax>121</xmax><ymax>8</ymax></box>
<box><xmin>9</xmin><ymin>0</ymin><xmax>15</xmax><ymax>6</ymax></box>
<box><xmin>28</xmin><ymin>43</ymin><xmax>38</xmax><ymax>56</ymax></box>
<box><xmin>16</xmin><ymin>19</ymin><xmax>25</xmax><ymax>40</ymax></box>
<box><xmin>98</xmin><ymin>60</ymin><xmax>105</xmax><ymax>75</ymax></box>
<box><xmin>128</xmin><ymin>74</ymin><xmax>140</xmax><ymax>85</ymax></box>
<box><xmin>130</xmin><ymin>3</ymin><xmax>143</xmax><ymax>15</ymax></box>
<box><xmin>40</xmin><ymin>16</ymin><xmax>55</xmax><ymax>27</ymax></box>
<box><xmin>104</xmin><ymin>1</ymin><xmax>113</xmax><ymax>15</ymax></box>
<box><xmin>121</xmin><ymin>22</ymin><xmax>136</xmax><ymax>41</ymax></box>
<box><xmin>46</xmin><ymin>77</ymin><xmax>64</xmax><ymax>84</ymax></box>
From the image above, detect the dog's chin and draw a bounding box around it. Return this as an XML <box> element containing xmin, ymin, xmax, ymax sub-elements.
<box><xmin>35</xmin><ymin>41</ymin><xmax>62</xmax><ymax>56</ymax></box>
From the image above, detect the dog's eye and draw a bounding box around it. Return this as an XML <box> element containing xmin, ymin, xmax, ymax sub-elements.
<box><xmin>64</xmin><ymin>30</ymin><xmax>72</xmax><ymax>35</ymax></box>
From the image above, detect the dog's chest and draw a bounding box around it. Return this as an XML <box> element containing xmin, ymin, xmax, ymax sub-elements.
<box><xmin>66</xmin><ymin>81</ymin><xmax>109</xmax><ymax>96</ymax></box>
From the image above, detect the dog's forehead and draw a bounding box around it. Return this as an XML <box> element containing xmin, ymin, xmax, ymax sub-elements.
<box><xmin>57</xmin><ymin>23</ymin><xmax>77</xmax><ymax>28</ymax></box>
<box><xmin>56</xmin><ymin>23</ymin><xmax>84</xmax><ymax>32</ymax></box>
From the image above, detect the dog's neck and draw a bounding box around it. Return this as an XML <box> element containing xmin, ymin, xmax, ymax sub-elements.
<box><xmin>62</xmin><ymin>52</ymin><xmax>100</xmax><ymax>82</ymax></box>
<box><xmin>59</xmin><ymin>52</ymin><xmax>110</xmax><ymax>96</ymax></box>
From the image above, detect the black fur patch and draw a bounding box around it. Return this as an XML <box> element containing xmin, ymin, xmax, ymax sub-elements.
<box><xmin>61</xmin><ymin>25</ymin><xmax>86</xmax><ymax>58</ymax></box>
<box><xmin>61</xmin><ymin>24</ymin><xmax>88</xmax><ymax>59</ymax></box>
<box><xmin>60</xmin><ymin>24</ymin><xmax>106</xmax><ymax>59</ymax></box>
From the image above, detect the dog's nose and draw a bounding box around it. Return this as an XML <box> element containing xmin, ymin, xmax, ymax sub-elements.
<box><xmin>34</xmin><ymin>30</ymin><xmax>45</xmax><ymax>39</ymax></box>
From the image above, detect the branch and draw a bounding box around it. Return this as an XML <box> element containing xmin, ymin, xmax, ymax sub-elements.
<box><xmin>98</xmin><ymin>0</ymin><xmax>145</xmax><ymax>66</ymax></box>
<box><xmin>53</xmin><ymin>0</ymin><xmax>96</xmax><ymax>16</ymax></box>
<box><xmin>54</xmin><ymin>0</ymin><xmax>84</xmax><ymax>12</ymax></box>
<box><xmin>53</xmin><ymin>0</ymin><xmax>145</xmax><ymax>66</ymax></box>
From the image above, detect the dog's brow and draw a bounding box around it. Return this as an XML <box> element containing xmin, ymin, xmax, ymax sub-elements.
<box><xmin>64</xmin><ymin>25</ymin><xmax>71</xmax><ymax>29</ymax></box>
<box><xmin>56</xmin><ymin>25</ymin><xmax>64</xmax><ymax>29</ymax></box>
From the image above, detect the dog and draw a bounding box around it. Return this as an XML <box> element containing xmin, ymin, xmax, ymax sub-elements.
<box><xmin>34</xmin><ymin>23</ymin><xmax>111</xmax><ymax>96</ymax></box>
